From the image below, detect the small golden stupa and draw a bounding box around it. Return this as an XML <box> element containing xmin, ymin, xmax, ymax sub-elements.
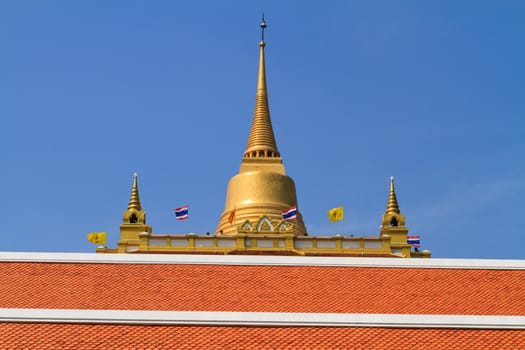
<box><xmin>216</xmin><ymin>17</ymin><xmax>307</xmax><ymax>236</ymax></box>
<box><xmin>118</xmin><ymin>173</ymin><xmax>151</xmax><ymax>247</ymax></box>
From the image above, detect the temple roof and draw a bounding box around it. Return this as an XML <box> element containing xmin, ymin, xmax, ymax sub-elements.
<box><xmin>1</xmin><ymin>253</ymin><xmax>524</xmax><ymax>348</ymax></box>
<box><xmin>1</xmin><ymin>253</ymin><xmax>524</xmax><ymax>315</ymax></box>
<box><xmin>1</xmin><ymin>323</ymin><xmax>523</xmax><ymax>349</ymax></box>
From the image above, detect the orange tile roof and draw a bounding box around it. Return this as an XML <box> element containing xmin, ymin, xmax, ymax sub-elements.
<box><xmin>1</xmin><ymin>262</ymin><xmax>524</xmax><ymax>315</ymax></box>
<box><xmin>1</xmin><ymin>322</ymin><xmax>523</xmax><ymax>349</ymax></box>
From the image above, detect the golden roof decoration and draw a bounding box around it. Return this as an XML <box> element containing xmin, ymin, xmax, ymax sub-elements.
<box><xmin>243</xmin><ymin>15</ymin><xmax>280</xmax><ymax>159</ymax></box>
<box><xmin>386</xmin><ymin>176</ymin><xmax>400</xmax><ymax>215</ymax></box>
<box><xmin>127</xmin><ymin>173</ymin><xmax>142</xmax><ymax>211</ymax></box>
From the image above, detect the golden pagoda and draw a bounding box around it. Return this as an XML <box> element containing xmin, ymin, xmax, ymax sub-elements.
<box><xmin>380</xmin><ymin>176</ymin><xmax>430</xmax><ymax>258</ymax></box>
<box><xmin>116</xmin><ymin>173</ymin><xmax>152</xmax><ymax>253</ymax></box>
<box><xmin>96</xmin><ymin>18</ymin><xmax>430</xmax><ymax>258</ymax></box>
<box><xmin>216</xmin><ymin>17</ymin><xmax>307</xmax><ymax>236</ymax></box>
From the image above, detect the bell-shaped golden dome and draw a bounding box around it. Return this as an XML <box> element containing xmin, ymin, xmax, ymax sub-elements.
<box><xmin>216</xmin><ymin>19</ymin><xmax>307</xmax><ymax>236</ymax></box>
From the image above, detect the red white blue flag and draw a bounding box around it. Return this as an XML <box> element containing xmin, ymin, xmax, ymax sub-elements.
<box><xmin>281</xmin><ymin>205</ymin><xmax>297</xmax><ymax>221</ymax></box>
<box><xmin>174</xmin><ymin>205</ymin><xmax>189</xmax><ymax>220</ymax></box>
<box><xmin>407</xmin><ymin>235</ymin><xmax>420</xmax><ymax>248</ymax></box>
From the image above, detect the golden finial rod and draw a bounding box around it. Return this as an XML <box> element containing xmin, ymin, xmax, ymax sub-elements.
<box><xmin>261</xmin><ymin>13</ymin><xmax>266</xmax><ymax>42</ymax></box>
<box><xmin>127</xmin><ymin>172</ymin><xmax>142</xmax><ymax>211</ymax></box>
<box><xmin>386</xmin><ymin>176</ymin><xmax>400</xmax><ymax>214</ymax></box>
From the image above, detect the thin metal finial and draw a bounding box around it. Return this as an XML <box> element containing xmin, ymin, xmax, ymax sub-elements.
<box><xmin>261</xmin><ymin>13</ymin><xmax>267</xmax><ymax>42</ymax></box>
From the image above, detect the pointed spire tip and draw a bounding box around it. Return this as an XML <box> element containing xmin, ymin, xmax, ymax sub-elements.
<box><xmin>260</xmin><ymin>14</ymin><xmax>267</xmax><ymax>42</ymax></box>
<box><xmin>243</xmin><ymin>15</ymin><xmax>279</xmax><ymax>159</ymax></box>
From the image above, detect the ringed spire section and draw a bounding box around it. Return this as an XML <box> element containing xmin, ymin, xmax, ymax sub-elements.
<box><xmin>386</xmin><ymin>176</ymin><xmax>400</xmax><ymax>215</ymax></box>
<box><xmin>243</xmin><ymin>24</ymin><xmax>280</xmax><ymax>160</ymax></box>
<box><xmin>382</xmin><ymin>176</ymin><xmax>406</xmax><ymax>228</ymax></box>
<box><xmin>127</xmin><ymin>173</ymin><xmax>142</xmax><ymax>211</ymax></box>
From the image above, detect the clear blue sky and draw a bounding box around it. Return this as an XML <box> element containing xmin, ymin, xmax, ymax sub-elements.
<box><xmin>1</xmin><ymin>1</ymin><xmax>523</xmax><ymax>259</ymax></box>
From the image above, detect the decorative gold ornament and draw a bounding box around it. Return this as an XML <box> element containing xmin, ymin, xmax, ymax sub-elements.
<box><xmin>119</xmin><ymin>173</ymin><xmax>151</xmax><ymax>252</ymax></box>
<box><xmin>382</xmin><ymin>176</ymin><xmax>405</xmax><ymax>227</ymax></box>
<box><xmin>127</xmin><ymin>173</ymin><xmax>142</xmax><ymax>211</ymax></box>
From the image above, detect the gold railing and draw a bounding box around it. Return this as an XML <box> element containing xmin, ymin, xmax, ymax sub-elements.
<box><xmin>127</xmin><ymin>232</ymin><xmax>401</xmax><ymax>256</ymax></box>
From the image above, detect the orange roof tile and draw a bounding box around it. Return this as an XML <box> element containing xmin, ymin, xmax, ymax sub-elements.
<box><xmin>1</xmin><ymin>262</ymin><xmax>524</xmax><ymax>315</ymax></box>
<box><xmin>1</xmin><ymin>322</ymin><xmax>523</xmax><ymax>349</ymax></box>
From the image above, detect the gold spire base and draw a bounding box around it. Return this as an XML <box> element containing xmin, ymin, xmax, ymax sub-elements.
<box><xmin>240</xmin><ymin>156</ymin><xmax>285</xmax><ymax>174</ymax></box>
<box><xmin>216</xmin><ymin>170</ymin><xmax>307</xmax><ymax>236</ymax></box>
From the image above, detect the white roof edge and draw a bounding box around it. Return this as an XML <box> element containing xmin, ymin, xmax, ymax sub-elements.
<box><xmin>0</xmin><ymin>252</ymin><xmax>524</xmax><ymax>270</ymax></box>
<box><xmin>1</xmin><ymin>308</ymin><xmax>523</xmax><ymax>329</ymax></box>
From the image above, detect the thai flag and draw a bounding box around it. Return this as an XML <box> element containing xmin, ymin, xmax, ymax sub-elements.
<box><xmin>281</xmin><ymin>205</ymin><xmax>297</xmax><ymax>220</ymax></box>
<box><xmin>407</xmin><ymin>235</ymin><xmax>420</xmax><ymax>248</ymax></box>
<box><xmin>174</xmin><ymin>205</ymin><xmax>189</xmax><ymax>220</ymax></box>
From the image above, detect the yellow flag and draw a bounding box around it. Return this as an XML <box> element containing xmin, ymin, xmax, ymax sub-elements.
<box><xmin>87</xmin><ymin>232</ymin><xmax>107</xmax><ymax>245</ymax></box>
<box><xmin>328</xmin><ymin>207</ymin><xmax>344</xmax><ymax>223</ymax></box>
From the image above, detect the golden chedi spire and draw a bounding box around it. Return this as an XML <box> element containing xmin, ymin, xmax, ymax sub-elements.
<box><xmin>380</xmin><ymin>176</ymin><xmax>419</xmax><ymax>257</ymax></box>
<box><xmin>119</xmin><ymin>173</ymin><xmax>152</xmax><ymax>252</ymax></box>
<box><xmin>382</xmin><ymin>176</ymin><xmax>405</xmax><ymax>228</ymax></box>
<box><xmin>123</xmin><ymin>173</ymin><xmax>146</xmax><ymax>225</ymax></box>
<box><xmin>386</xmin><ymin>176</ymin><xmax>400</xmax><ymax>215</ymax></box>
<box><xmin>216</xmin><ymin>17</ymin><xmax>307</xmax><ymax>236</ymax></box>
<box><xmin>243</xmin><ymin>15</ymin><xmax>280</xmax><ymax>159</ymax></box>
<box><xmin>127</xmin><ymin>172</ymin><xmax>142</xmax><ymax>211</ymax></box>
